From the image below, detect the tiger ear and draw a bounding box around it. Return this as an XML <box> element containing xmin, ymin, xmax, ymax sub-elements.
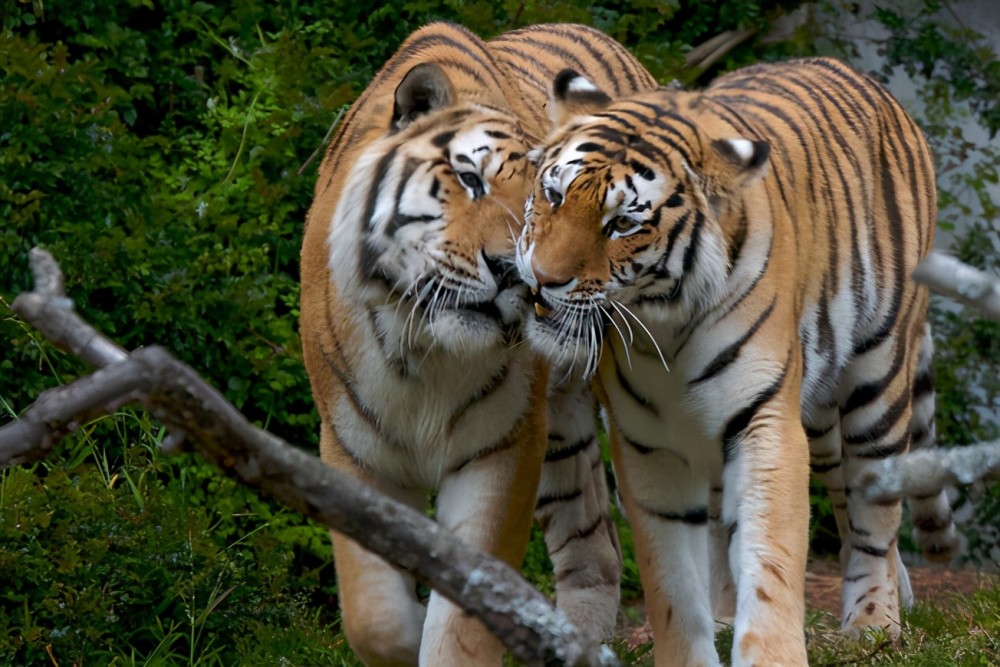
<box><xmin>709</xmin><ymin>138</ymin><xmax>770</xmax><ymax>188</ymax></box>
<box><xmin>693</xmin><ymin>138</ymin><xmax>770</xmax><ymax>219</ymax></box>
<box><xmin>549</xmin><ymin>69</ymin><xmax>612</xmax><ymax>127</ymax></box>
<box><xmin>393</xmin><ymin>63</ymin><xmax>455</xmax><ymax>130</ymax></box>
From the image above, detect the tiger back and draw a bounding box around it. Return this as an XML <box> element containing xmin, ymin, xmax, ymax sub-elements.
<box><xmin>300</xmin><ymin>22</ymin><xmax>657</xmax><ymax>665</ymax></box>
<box><xmin>515</xmin><ymin>58</ymin><xmax>958</xmax><ymax>666</ymax></box>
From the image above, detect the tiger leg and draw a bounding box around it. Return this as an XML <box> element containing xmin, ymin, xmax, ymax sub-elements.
<box><xmin>610</xmin><ymin>428</ymin><xmax>718</xmax><ymax>667</ymax></box>
<box><xmin>323</xmin><ymin>424</ymin><xmax>426</xmax><ymax>666</ymax></box>
<box><xmin>806</xmin><ymin>411</ymin><xmax>851</xmax><ymax>569</ymax></box>
<box><xmin>709</xmin><ymin>471</ymin><xmax>736</xmax><ymax>624</ymax></box>
<box><xmin>725</xmin><ymin>407</ymin><xmax>810</xmax><ymax>667</ymax></box>
<box><xmin>838</xmin><ymin>334</ymin><xmax>916</xmax><ymax>637</ymax></box>
<box><xmin>419</xmin><ymin>399</ymin><xmax>547</xmax><ymax>666</ymax></box>
<box><xmin>537</xmin><ymin>379</ymin><xmax>621</xmax><ymax>641</ymax></box>
<box><xmin>906</xmin><ymin>324</ymin><xmax>959</xmax><ymax>564</ymax></box>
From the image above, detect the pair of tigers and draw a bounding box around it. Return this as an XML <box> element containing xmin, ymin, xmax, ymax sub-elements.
<box><xmin>300</xmin><ymin>21</ymin><xmax>958</xmax><ymax>667</ymax></box>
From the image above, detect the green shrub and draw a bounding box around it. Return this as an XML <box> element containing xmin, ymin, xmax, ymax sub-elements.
<box><xmin>0</xmin><ymin>422</ymin><xmax>343</xmax><ymax>665</ymax></box>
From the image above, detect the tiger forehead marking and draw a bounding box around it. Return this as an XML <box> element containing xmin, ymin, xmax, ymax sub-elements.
<box><xmin>541</xmin><ymin>138</ymin><xmax>669</xmax><ymax>238</ymax></box>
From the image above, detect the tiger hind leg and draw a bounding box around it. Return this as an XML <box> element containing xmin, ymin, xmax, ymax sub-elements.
<box><xmin>906</xmin><ymin>325</ymin><xmax>960</xmax><ymax>563</ymax></box>
<box><xmin>837</xmin><ymin>332</ymin><xmax>918</xmax><ymax>637</ymax></box>
<box><xmin>537</xmin><ymin>380</ymin><xmax>622</xmax><ymax>641</ymax></box>
<box><xmin>709</xmin><ymin>474</ymin><xmax>736</xmax><ymax>625</ymax></box>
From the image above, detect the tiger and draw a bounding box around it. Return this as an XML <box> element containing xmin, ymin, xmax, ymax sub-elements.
<box><xmin>514</xmin><ymin>58</ymin><xmax>960</xmax><ymax>666</ymax></box>
<box><xmin>488</xmin><ymin>23</ymin><xmax>657</xmax><ymax>641</ymax></box>
<box><xmin>299</xmin><ymin>22</ymin><xmax>654</xmax><ymax>665</ymax></box>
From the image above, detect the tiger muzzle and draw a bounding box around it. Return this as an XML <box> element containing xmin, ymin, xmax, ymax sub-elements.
<box><xmin>529</xmin><ymin>287</ymin><xmax>553</xmax><ymax>317</ymax></box>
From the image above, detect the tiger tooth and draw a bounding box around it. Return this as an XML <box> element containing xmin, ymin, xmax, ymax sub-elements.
<box><xmin>534</xmin><ymin>302</ymin><xmax>551</xmax><ymax>317</ymax></box>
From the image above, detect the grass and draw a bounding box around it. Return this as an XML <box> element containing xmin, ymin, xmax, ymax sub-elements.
<box><xmin>1</xmin><ymin>407</ymin><xmax>998</xmax><ymax>665</ymax></box>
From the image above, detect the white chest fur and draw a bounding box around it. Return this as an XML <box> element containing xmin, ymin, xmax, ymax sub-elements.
<box><xmin>331</xmin><ymin>313</ymin><xmax>534</xmax><ymax>490</ymax></box>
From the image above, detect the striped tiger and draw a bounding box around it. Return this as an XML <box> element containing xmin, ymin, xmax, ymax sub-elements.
<box><xmin>300</xmin><ymin>22</ymin><xmax>653</xmax><ymax>665</ymax></box>
<box><xmin>515</xmin><ymin>58</ymin><xmax>959</xmax><ymax>666</ymax></box>
<box><xmin>489</xmin><ymin>23</ymin><xmax>657</xmax><ymax>642</ymax></box>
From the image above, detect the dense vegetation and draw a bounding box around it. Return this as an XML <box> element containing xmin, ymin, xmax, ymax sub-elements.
<box><xmin>2</xmin><ymin>0</ymin><xmax>998</xmax><ymax>663</ymax></box>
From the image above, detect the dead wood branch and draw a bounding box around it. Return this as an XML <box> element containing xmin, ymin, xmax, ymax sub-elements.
<box><xmin>854</xmin><ymin>252</ymin><xmax>1000</xmax><ymax>503</ymax></box>
<box><xmin>685</xmin><ymin>28</ymin><xmax>758</xmax><ymax>74</ymax></box>
<box><xmin>858</xmin><ymin>440</ymin><xmax>1000</xmax><ymax>502</ymax></box>
<box><xmin>0</xmin><ymin>248</ymin><xmax>613</xmax><ymax>667</ymax></box>
<box><xmin>913</xmin><ymin>251</ymin><xmax>1000</xmax><ymax>322</ymax></box>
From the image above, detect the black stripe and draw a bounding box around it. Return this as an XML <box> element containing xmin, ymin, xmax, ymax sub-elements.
<box><xmin>913</xmin><ymin>370</ymin><xmax>934</xmax><ymax>398</ymax></box>
<box><xmin>613</xmin><ymin>357</ymin><xmax>658</xmax><ymax>416</ymax></box>
<box><xmin>640</xmin><ymin>505</ymin><xmax>709</xmax><ymax>525</ymax></box>
<box><xmin>549</xmin><ymin>514</ymin><xmax>605</xmax><ymax>555</ymax></box>
<box><xmin>691</xmin><ymin>297</ymin><xmax>776</xmax><ymax>385</ymax></box>
<box><xmin>622</xmin><ymin>435</ymin><xmax>655</xmax><ymax>455</ymax></box>
<box><xmin>536</xmin><ymin>489</ymin><xmax>584</xmax><ymax>510</ymax></box>
<box><xmin>320</xmin><ymin>349</ymin><xmax>383</xmax><ymax>436</ymax></box>
<box><xmin>810</xmin><ymin>460</ymin><xmax>840</xmax><ymax>474</ymax></box>
<box><xmin>545</xmin><ymin>437</ymin><xmax>592</xmax><ymax>462</ymax></box>
<box><xmin>852</xmin><ymin>432</ymin><xmax>909</xmax><ymax>459</ymax></box>
<box><xmin>843</xmin><ymin>391</ymin><xmax>910</xmax><ymax>445</ymax></box>
<box><xmin>722</xmin><ymin>358</ymin><xmax>790</xmax><ymax>462</ymax></box>
<box><xmin>447</xmin><ymin>364</ymin><xmax>511</xmax><ymax>434</ymax></box>
<box><xmin>805</xmin><ymin>423</ymin><xmax>834</xmax><ymax>440</ymax></box>
<box><xmin>852</xmin><ymin>543</ymin><xmax>888</xmax><ymax>558</ymax></box>
<box><xmin>450</xmin><ymin>429</ymin><xmax>519</xmax><ymax>474</ymax></box>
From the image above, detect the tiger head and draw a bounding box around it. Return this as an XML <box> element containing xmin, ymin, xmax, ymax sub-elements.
<box><xmin>327</xmin><ymin>62</ymin><xmax>535</xmax><ymax>357</ymax></box>
<box><xmin>516</xmin><ymin>70</ymin><xmax>771</xmax><ymax>377</ymax></box>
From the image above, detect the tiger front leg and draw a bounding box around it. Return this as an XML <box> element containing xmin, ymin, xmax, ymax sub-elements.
<box><xmin>610</xmin><ymin>427</ymin><xmax>720</xmax><ymax>667</ymax></box>
<box><xmin>537</xmin><ymin>379</ymin><xmax>622</xmax><ymax>642</ymax></box>
<box><xmin>725</xmin><ymin>408</ymin><xmax>810</xmax><ymax>667</ymax></box>
<box><xmin>419</xmin><ymin>399</ymin><xmax>547</xmax><ymax>667</ymax></box>
<box><xmin>323</xmin><ymin>425</ymin><xmax>427</xmax><ymax>666</ymax></box>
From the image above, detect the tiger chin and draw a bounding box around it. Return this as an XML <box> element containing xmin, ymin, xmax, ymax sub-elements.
<box><xmin>517</xmin><ymin>62</ymin><xmax>958</xmax><ymax>667</ymax></box>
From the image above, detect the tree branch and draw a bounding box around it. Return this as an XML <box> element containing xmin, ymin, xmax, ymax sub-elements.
<box><xmin>912</xmin><ymin>251</ymin><xmax>1000</xmax><ymax>322</ymax></box>
<box><xmin>858</xmin><ymin>440</ymin><xmax>1000</xmax><ymax>502</ymax></box>
<box><xmin>0</xmin><ymin>248</ymin><xmax>613</xmax><ymax>667</ymax></box>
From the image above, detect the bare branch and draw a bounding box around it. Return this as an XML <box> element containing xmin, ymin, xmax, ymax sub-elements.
<box><xmin>857</xmin><ymin>440</ymin><xmax>1000</xmax><ymax>502</ymax></box>
<box><xmin>912</xmin><ymin>251</ymin><xmax>1000</xmax><ymax>322</ymax></box>
<box><xmin>13</xmin><ymin>248</ymin><xmax>129</xmax><ymax>366</ymax></box>
<box><xmin>686</xmin><ymin>28</ymin><xmax>758</xmax><ymax>73</ymax></box>
<box><xmin>1</xmin><ymin>248</ymin><xmax>613</xmax><ymax>667</ymax></box>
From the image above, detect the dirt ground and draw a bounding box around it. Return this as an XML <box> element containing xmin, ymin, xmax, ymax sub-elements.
<box><xmin>623</xmin><ymin>559</ymin><xmax>998</xmax><ymax>648</ymax></box>
<box><xmin>804</xmin><ymin>558</ymin><xmax>999</xmax><ymax>616</ymax></box>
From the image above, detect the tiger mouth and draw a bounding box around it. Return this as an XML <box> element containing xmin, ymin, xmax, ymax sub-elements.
<box><xmin>457</xmin><ymin>298</ymin><xmax>503</xmax><ymax>320</ymax></box>
<box><xmin>529</xmin><ymin>287</ymin><xmax>552</xmax><ymax>317</ymax></box>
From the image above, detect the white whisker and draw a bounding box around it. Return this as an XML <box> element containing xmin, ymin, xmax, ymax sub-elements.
<box><xmin>601</xmin><ymin>304</ymin><xmax>631</xmax><ymax>371</ymax></box>
<box><xmin>613</xmin><ymin>299</ymin><xmax>669</xmax><ymax>372</ymax></box>
<box><xmin>607</xmin><ymin>300</ymin><xmax>635</xmax><ymax>346</ymax></box>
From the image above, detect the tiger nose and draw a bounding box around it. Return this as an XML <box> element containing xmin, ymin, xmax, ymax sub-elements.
<box><xmin>531</xmin><ymin>263</ymin><xmax>574</xmax><ymax>290</ymax></box>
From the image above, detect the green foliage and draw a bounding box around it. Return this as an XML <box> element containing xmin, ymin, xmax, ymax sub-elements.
<box><xmin>3</xmin><ymin>0</ymin><xmax>999</xmax><ymax>662</ymax></box>
<box><xmin>0</xmin><ymin>0</ymin><xmax>804</xmax><ymax>451</ymax></box>
<box><xmin>0</xmin><ymin>411</ymin><xmax>342</xmax><ymax>665</ymax></box>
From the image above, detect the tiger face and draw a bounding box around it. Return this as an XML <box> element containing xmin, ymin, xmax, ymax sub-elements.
<box><xmin>329</xmin><ymin>63</ymin><xmax>534</xmax><ymax>357</ymax></box>
<box><xmin>516</xmin><ymin>71</ymin><xmax>769</xmax><ymax>377</ymax></box>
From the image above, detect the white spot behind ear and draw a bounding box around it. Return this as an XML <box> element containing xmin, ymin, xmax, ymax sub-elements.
<box><xmin>567</xmin><ymin>76</ymin><xmax>599</xmax><ymax>93</ymax></box>
<box><xmin>726</xmin><ymin>138</ymin><xmax>755</xmax><ymax>163</ymax></box>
